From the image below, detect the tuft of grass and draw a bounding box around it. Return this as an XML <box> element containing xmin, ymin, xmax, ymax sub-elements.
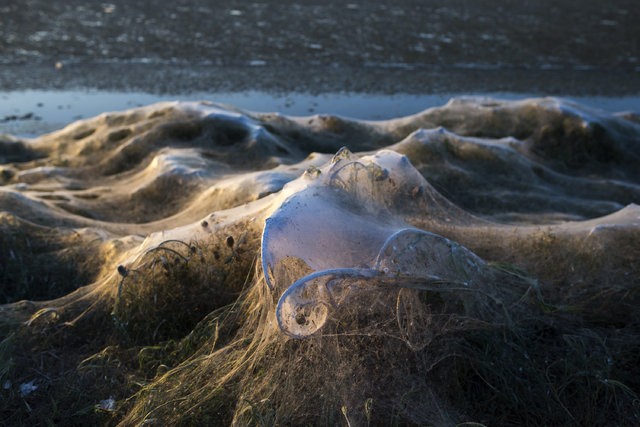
<box><xmin>2</xmin><ymin>218</ymin><xmax>640</xmax><ymax>426</ymax></box>
<box><xmin>112</xmin><ymin>230</ymin><xmax>257</xmax><ymax>345</ymax></box>
<box><xmin>0</xmin><ymin>214</ymin><xmax>102</xmax><ymax>304</ymax></box>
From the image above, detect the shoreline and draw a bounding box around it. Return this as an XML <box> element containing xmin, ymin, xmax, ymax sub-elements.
<box><xmin>3</xmin><ymin>62</ymin><xmax>640</xmax><ymax>96</ymax></box>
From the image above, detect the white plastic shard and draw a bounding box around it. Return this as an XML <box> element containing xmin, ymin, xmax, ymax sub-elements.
<box><xmin>261</xmin><ymin>148</ymin><xmax>489</xmax><ymax>338</ymax></box>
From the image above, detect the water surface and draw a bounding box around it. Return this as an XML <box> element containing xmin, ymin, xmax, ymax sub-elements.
<box><xmin>3</xmin><ymin>90</ymin><xmax>640</xmax><ymax>137</ymax></box>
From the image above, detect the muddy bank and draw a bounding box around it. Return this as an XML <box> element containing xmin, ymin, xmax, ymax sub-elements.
<box><xmin>2</xmin><ymin>0</ymin><xmax>640</xmax><ymax>95</ymax></box>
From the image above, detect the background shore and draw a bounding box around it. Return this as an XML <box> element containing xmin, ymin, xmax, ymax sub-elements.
<box><xmin>2</xmin><ymin>0</ymin><xmax>639</xmax><ymax>96</ymax></box>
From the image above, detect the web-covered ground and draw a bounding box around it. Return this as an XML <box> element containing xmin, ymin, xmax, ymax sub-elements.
<box><xmin>3</xmin><ymin>1</ymin><xmax>640</xmax><ymax>424</ymax></box>
<box><xmin>0</xmin><ymin>97</ymin><xmax>639</xmax><ymax>425</ymax></box>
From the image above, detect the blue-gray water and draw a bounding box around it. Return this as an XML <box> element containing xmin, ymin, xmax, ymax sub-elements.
<box><xmin>2</xmin><ymin>90</ymin><xmax>640</xmax><ymax>137</ymax></box>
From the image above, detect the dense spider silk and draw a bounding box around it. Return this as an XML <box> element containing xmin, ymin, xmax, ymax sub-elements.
<box><xmin>262</xmin><ymin>148</ymin><xmax>489</xmax><ymax>337</ymax></box>
<box><xmin>3</xmin><ymin>98</ymin><xmax>640</xmax><ymax>426</ymax></box>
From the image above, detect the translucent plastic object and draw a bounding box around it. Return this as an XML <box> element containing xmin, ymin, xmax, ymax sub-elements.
<box><xmin>261</xmin><ymin>149</ymin><xmax>487</xmax><ymax>338</ymax></box>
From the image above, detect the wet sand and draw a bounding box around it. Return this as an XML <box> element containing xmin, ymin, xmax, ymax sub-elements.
<box><xmin>2</xmin><ymin>0</ymin><xmax>640</xmax><ymax>95</ymax></box>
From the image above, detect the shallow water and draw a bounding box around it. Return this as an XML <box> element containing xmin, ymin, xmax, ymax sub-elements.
<box><xmin>2</xmin><ymin>90</ymin><xmax>640</xmax><ymax>137</ymax></box>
